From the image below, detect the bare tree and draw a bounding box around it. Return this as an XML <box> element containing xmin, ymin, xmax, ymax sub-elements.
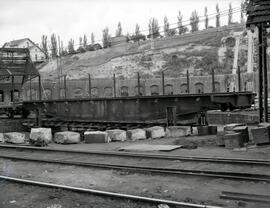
<box><xmin>79</xmin><ymin>36</ymin><xmax>83</xmax><ymax>46</ymax></box>
<box><xmin>83</xmin><ymin>34</ymin><xmax>87</xmax><ymax>48</ymax></box>
<box><xmin>50</xmin><ymin>33</ymin><xmax>58</xmax><ymax>58</ymax></box>
<box><xmin>41</xmin><ymin>35</ymin><xmax>48</xmax><ymax>56</ymax></box>
<box><xmin>190</xmin><ymin>10</ymin><xmax>199</xmax><ymax>32</ymax></box>
<box><xmin>164</xmin><ymin>16</ymin><xmax>170</xmax><ymax>37</ymax></box>
<box><xmin>102</xmin><ymin>27</ymin><xmax>111</xmax><ymax>48</ymax></box>
<box><xmin>91</xmin><ymin>32</ymin><xmax>95</xmax><ymax>45</ymax></box>
<box><xmin>68</xmin><ymin>38</ymin><xmax>75</xmax><ymax>54</ymax></box>
<box><xmin>228</xmin><ymin>2</ymin><xmax>233</xmax><ymax>25</ymax></box>
<box><xmin>148</xmin><ymin>17</ymin><xmax>160</xmax><ymax>38</ymax></box>
<box><xmin>177</xmin><ymin>11</ymin><xmax>188</xmax><ymax>35</ymax></box>
<box><xmin>204</xmin><ymin>7</ymin><xmax>208</xmax><ymax>29</ymax></box>
<box><xmin>115</xmin><ymin>22</ymin><xmax>122</xmax><ymax>37</ymax></box>
<box><xmin>216</xmin><ymin>3</ymin><xmax>220</xmax><ymax>28</ymax></box>
<box><xmin>240</xmin><ymin>1</ymin><xmax>246</xmax><ymax>23</ymax></box>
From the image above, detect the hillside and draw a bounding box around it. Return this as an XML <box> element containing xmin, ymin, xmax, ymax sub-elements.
<box><xmin>39</xmin><ymin>24</ymin><xmax>248</xmax><ymax>80</ymax></box>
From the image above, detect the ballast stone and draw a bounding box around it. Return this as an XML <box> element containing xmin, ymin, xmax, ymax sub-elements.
<box><xmin>166</xmin><ymin>126</ymin><xmax>191</xmax><ymax>138</ymax></box>
<box><xmin>54</xmin><ymin>131</ymin><xmax>80</xmax><ymax>144</ymax></box>
<box><xmin>127</xmin><ymin>129</ymin><xmax>146</xmax><ymax>141</ymax></box>
<box><xmin>106</xmin><ymin>129</ymin><xmax>127</xmax><ymax>142</ymax></box>
<box><xmin>30</xmin><ymin>128</ymin><xmax>52</xmax><ymax>145</ymax></box>
<box><xmin>84</xmin><ymin>131</ymin><xmax>110</xmax><ymax>143</ymax></box>
<box><xmin>4</xmin><ymin>132</ymin><xmax>25</xmax><ymax>144</ymax></box>
<box><xmin>145</xmin><ymin>126</ymin><xmax>165</xmax><ymax>139</ymax></box>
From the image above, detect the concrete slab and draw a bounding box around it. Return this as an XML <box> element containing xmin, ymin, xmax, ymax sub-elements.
<box><xmin>119</xmin><ymin>144</ymin><xmax>182</xmax><ymax>152</ymax></box>
<box><xmin>251</xmin><ymin>127</ymin><xmax>270</xmax><ymax>145</ymax></box>
<box><xmin>224</xmin><ymin>132</ymin><xmax>244</xmax><ymax>149</ymax></box>
<box><xmin>30</xmin><ymin>128</ymin><xmax>52</xmax><ymax>145</ymax></box>
<box><xmin>4</xmin><ymin>132</ymin><xmax>25</xmax><ymax>144</ymax></box>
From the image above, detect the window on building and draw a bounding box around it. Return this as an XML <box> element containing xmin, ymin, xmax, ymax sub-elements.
<box><xmin>35</xmin><ymin>54</ymin><xmax>37</xmax><ymax>61</ymax></box>
<box><xmin>104</xmin><ymin>87</ymin><xmax>113</xmax><ymax>97</ymax></box>
<box><xmin>195</xmin><ymin>83</ymin><xmax>204</xmax><ymax>94</ymax></box>
<box><xmin>120</xmin><ymin>86</ymin><xmax>129</xmax><ymax>97</ymax></box>
<box><xmin>150</xmin><ymin>85</ymin><xmax>159</xmax><ymax>96</ymax></box>
<box><xmin>180</xmin><ymin>83</ymin><xmax>188</xmax><ymax>93</ymax></box>
<box><xmin>165</xmin><ymin>84</ymin><xmax>174</xmax><ymax>95</ymax></box>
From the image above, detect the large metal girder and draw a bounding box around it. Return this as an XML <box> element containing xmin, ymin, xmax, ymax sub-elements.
<box><xmin>23</xmin><ymin>92</ymin><xmax>255</xmax><ymax>123</ymax></box>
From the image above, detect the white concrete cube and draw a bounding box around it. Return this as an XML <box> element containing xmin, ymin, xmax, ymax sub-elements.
<box><xmin>0</xmin><ymin>133</ymin><xmax>4</xmax><ymax>143</ymax></box>
<box><xmin>30</xmin><ymin>128</ymin><xmax>52</xmax><ymax>144</ymax></box>
<box><xmin>106</xmin><ymin>129</ymin><xmax>127</xmax><ymax>142</ymax></box>
<box><xmin>127</xmin><ymin>129</ymin><xmax>146</xmax><ymax>141</ymax></box>
<box><xmin>54</xmin><ymin>131</ymin><xmax>80</xmax><ymax>144</ymax></box>
<box><xmin>166</xmin><ymin>126</ymin><xmax>191</xmax><ymax>138</ymax></box>
<box><xmin>145</xmin><ymin>126</ymin><xmax>165</xmax><ymax>139</ymax></box>
<box><xmin>4</xmin><ymin>132</ymin><xmax>25</xmax><ymax>144</ymax></box>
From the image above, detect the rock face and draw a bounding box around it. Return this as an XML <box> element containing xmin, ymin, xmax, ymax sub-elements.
<box><xmin>0</xmin><ymin>133</ymin><xmax>4</xmax><ymax>143</ymax></box>
<box><xmin>30</xmin><ymin>128</ymin><xmax>52</xmax><ymax>146</ymax></box>
<box><xmin>84</xmin><ymin>131</ymin><xmax>110</xmax><ymax>143</ymax></box>
<box><xmin>145</xmin><ymin>126</ymin><xmax>165</xmax><ymax>139</ymax></box>
<box><xmin>106</xmin><ymin>129</ymin><xmax>127</xmax><ymax>142</ymax></box>
<box><xmin>54</xmin><ymin>131</ymin><xmax>80</xmax><ymax>144</ymax></box>
<box><xmin>4</xmin><ymin>132</ymin><xmax>25</xmax><ymax>144</ymax></box>
<box><xmin>127</xmin><ymin>129</ymin><xmax>146</xmax><ymax>141</ymax></box>
<box><xmin>166</xmin><ymin>126</ymin><xmax>191</xmax><ymax>137</ymax></box>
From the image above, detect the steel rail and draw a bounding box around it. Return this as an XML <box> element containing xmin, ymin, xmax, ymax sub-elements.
<box><xmin>0</xmin><ymin>175</ymin><xmax>222</xmax><ymax>208</ymax></box>
<box><xmin>1</xmin><ymin>154</ymin><xmax>270</xmax><ymax>182</ymax></box>
<box><xmin>220</xmin><ymin>191</ymin><xmax>270</xmax><ymax>204</ymax></box>
<box><xmin>0</xmin><ymin>144</ymin><xmax>269</xmax><ymax>166</ymax></box>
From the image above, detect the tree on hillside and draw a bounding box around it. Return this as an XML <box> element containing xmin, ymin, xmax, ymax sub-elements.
<box><xmin>130</xmin><ymin>23</ymin><xmax>146</xmax><ymax>44</ymax></box>
<box><xmin>115</xmin><ymin>22</ymin><xmax>122</xmax><ymax>37</ymax></box>
<box><xmin>91</xmin><ymin>32</ymin><xmax>95</xmax><ymax>45</ymax></box>
<box><xmin>240</xmin><ymin>1</ymin><xmax>246</xmax><ymax>23</ymax></box>
<box><xmin>228</xmin><ymin>3</ymin><xmax>233</xmax><ymax>25</ymax></box>
<box><xmin>177</xmin><ymin>11</ymin><xmax>188</xmax><ymax>35</ymax></box>
<box><xmin>190</xmin><ymin>10</ymin><xmax>199</xmax><ymax>32</ymax></box>
<box><xmin>216</xmin><ymin>3</ymin><xmax>220</xmax><ymax>27</ymax></box>
<box><xmin>102</xmin><ymin>27</ymin><xmax>111</xmax><ymax>48</ymax></box>
<box><xmin>164</xmin><ymin>16</ymin><xmax>170</xmax><ymax>37</ymax></box>
<box><xmin>50</xmin><ymin>33</ymin><xmax>58</xmax><ymax>58</ymax></box>
<box><xmin>79</xmin><ymin>36</ymin><xmax>83</xmax><ymax>46</ymax></box>
<box><xmin>148</xmin><ymin>17</ymin><xmax>160</xmax><ymax>38</ymax></box>
<box><xmin>83</xmin><ymin>34</ymin><xmax>87</xmax><ymax>48</ymax></box>
<box><xmin>204</xmin><ymin>7</ymin><xmax>208</xmax><ymax>29</ymax></box>
<box><xmin>41</xmin><ymin>35</ymin><xmax>48</xmax><ymax>56</ymax></box>
<box><xmin>68</xmin><ymin>38</ymin><xmax>75</xmax><ymax>54</ymax></box>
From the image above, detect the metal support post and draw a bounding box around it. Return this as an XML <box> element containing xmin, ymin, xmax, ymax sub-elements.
<box><xmin>162</xmin><ymin>71</ymin><xmax>165</xmax><ymax>95</ymax></box>
<box><xmin>263</xmin><ymin>25</ymin><xmax>268</xmax><ymax>122</ymax></box>
<box><xmin>137</xmin><ymin>72</ymin><xmax>141</xmax><ymax>96</ymax></box>
<box><xmin>187</xmin><ymin>70</ymin><xmax>190</xmax><ymax>94</ymax></box>
<box><xmin>64</xmin><ymin>75</ymin><xmax>67</xmax><ymax>99</ymax></box>
<box><xmin>36</xmin><ymin>108</ymin><xmax>42</xmax><ymax>127</ymax></box>
<box><xmin>38</xmin><ymin>75</ymin><xmax>42</xmax><ymax>101</ymax></box>
<box><xmin>211</xmin><ymin>68</ymin><xmax>215</xmax><ymax>93</ymax></box>
<box><xmin>258</xmin><ymin>24</ymin><xmax>264</xmax><ymax>122</ymax></box>
<box><xmin>237</xmin><ymin>66</ymin><xmax>241</xmax><ymax>92</ymax></box>
<box><xmin>113</xmin><ymin>74</ymin><xmax>116</xmax><ymax>97</ymax></box>
<box><xmin>29</xmin><ymin>75</ymin><xmax>32</xmax><ymax>101</ymax></box>
<box><xmin>88</xmin><ymin>74</ymin><xmax>91</xmax><ymax>98</ymax></box>
<box><xmin>11</xmin><ymin>75</ymin><xmax>14</xmax><ymax>102</ymax></box>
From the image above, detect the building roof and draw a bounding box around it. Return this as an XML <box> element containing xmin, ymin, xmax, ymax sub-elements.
<box><xmin>246</xmin><ymin>0</ymin><xmax>270</xmax><ymax>26</ymax></box>
<box><xmin>2</xmin><ymin>38</ymin><xmax>48</xmax><ymax>57</ymax></box>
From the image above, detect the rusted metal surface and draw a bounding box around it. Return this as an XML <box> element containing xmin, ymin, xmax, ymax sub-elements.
<box><xmin>23</xmin><ymin>92</ymin><xmax>255</xmax><ymax>124</ymax></box>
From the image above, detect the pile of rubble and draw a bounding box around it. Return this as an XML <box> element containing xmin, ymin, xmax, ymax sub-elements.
<box><xmin>216</xmin><ymin>123</ymin><xmax>270</xmax><ymax>149</ymax></box>
<box><xmin>0</xmin><ymin>126</ymin><xmax>194</xmax><ymax>146</ymax></box>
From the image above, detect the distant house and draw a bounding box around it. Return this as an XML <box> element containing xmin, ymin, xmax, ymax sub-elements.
<box><xmin>2</xmin><ymin>38</ymin><xmax>47</xmax><ymax>63</ymax></box>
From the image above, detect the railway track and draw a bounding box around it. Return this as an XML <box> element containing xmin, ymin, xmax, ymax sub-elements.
<box><xmin>0</xmin><ymin>145</ymin><xmax>270</xmax><ymax>182</ymax></box>
<box><xmin>0</xmin><ymin>175</ymin><xmax>222</xmax><ymax>208</ymax></box>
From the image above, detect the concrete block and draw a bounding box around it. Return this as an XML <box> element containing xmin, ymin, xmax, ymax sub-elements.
<box><xmin>106</xmin><ymin>129</ymin><xmax>127</xmax><ymax>142</ymax></box>
<box><xmin>30</xmin><ymin>128</ymin><xmax>52</xmax><ymax>145</ymax></box>
<box><xmin>145</xmin><ymin>126</ymin><xmax>165</xmax><ymax>139</ymax></box>
<box><xmin>127</xmin><ymin>129</ymin><xmax>146</xmax><ymax>141</ymax></box>
<box><xmin>0</xmin><ymin>133</ymin><xmax>4</xmax><ymax>143</ymax></box>
<box><xmin>216</xmin><ymin>132</ymin><xmax>225</xmax><ymax>146</ymax></box>
<box><xmin>84</xmin><ymin>131</ymin><xmax>110</xmax><ymax>143</ymax></box>
<box><xmin>209</xmin><ymin>126</ymin><xmax>218</xmax><ymax>135</ymax></box>
<box><xmin>251</xmin><ymin>127</ymin><xmax>270</xmax><ymax>145</ymax></box>
<box><xmin>197</xmin><ymin>126</ymin><xmax>210</xmax><ymax>136</ymax></box>
<box><xmin>4</xmin><ymin>132</ymin><xmax>25</xmax><ymax>144</ymax></box>
<box><xmin>223</xmin><ymin>132</ymin><xmax>244</xmax><ymax>149</ymax></box>
<box><xmin>166</xmin><ymin>126</ymin><xmax>191</xmax><ymax>138</ymax></box>
<box><xmin>192</xmin><ymin>127</ymin><xmax>198</xmax><ymax>135</ymax></box>
<box><xmin>233</xmin><ymin>125</ymin><xmax>249</xmax><ymax>143</ymax></box>
<box><xmin>224</xmin><ymin>123</ymin><xmax>245</xmax><ymax>132</ymax></box>
<box><xmin>54</xmin><ymin>131</ymin><xmax>80</xmax><ymax>144</ymax></box>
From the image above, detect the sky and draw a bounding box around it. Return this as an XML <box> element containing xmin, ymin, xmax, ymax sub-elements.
<box><xmin>0</xmin><ymin>0</ymin><xmax>243</xmax><ymax>48</ymax></box>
